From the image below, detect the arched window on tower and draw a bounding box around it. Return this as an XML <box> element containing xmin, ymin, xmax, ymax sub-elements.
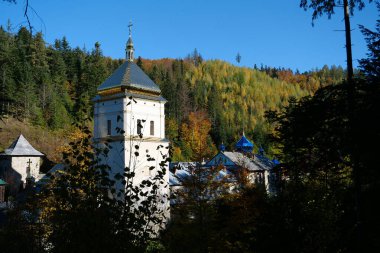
<box><xmin>107</xmin><ymin>120</ymin><xmax>112</xmax><ymax>135</ymax></box>
<box><xmin>137</xmin><ymin>119</ymin><xmax>142</xmax><ymax>135</ymax></box>
<box><xmin>150</xmin><ymin>121</ymin><xmax>154</xmax><ymax>136</ymax></box>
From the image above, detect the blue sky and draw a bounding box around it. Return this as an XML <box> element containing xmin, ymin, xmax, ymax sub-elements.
<box><xmin>1</xmin><ymin>0</ymin><xmax>378</xmax><ymax>72</ymax></box>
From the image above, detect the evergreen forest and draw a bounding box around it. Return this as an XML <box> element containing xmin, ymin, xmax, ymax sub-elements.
<box><xmin>0</xmin><ymin>0</ymin><xmax>379</xmax><ymax>251</ymax></box>
<box><xmin>0</xmin><ymin>24</ymin><xmax>346</xmax><ymax>160</ymax></box>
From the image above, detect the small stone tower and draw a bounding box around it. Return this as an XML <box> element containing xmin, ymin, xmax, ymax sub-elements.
<box><xmin>0</xmin><ymin>134</ymin><xmax>44</xmax><ymax>194</ymax></box>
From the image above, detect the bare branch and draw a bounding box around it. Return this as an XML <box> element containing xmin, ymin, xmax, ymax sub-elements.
<box><xmin>23</xmin><ymin>0</ymin><xmax>32</xmax><ymax>33</ymax></box>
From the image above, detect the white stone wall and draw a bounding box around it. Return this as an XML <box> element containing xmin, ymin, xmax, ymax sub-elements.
<box><xmin>94</xmin><ymin>96</ymin><xmax>165</xmax><ymax>139</ymax></box>
<box><xmin>123</xmin><ymin>139</ymin><xmax>168</xmax><ymax>182</ymax></box>
<box><xmin>123</xmin><ymin>97</ymin><xmax>165</xmax><ymax>139</ymax></box>
<box><xmin>94</xmin><ymin>97</ymin><xmax>124</xmax><ymax>138</ymax></box>
<box><xmin>247</xmin><ymin>170</ymin><xmax>276</xmax><ymax>195</ymax></box>
<box><xmin>96</xmin><ymin>137</ymin><xmax>170</xmax><ymax>220</ymax></box>
<box><xmin>94</xmin><ymin>93</ymin><xmax>170</xmax><ymax>221</ymax></box>
<box><xmin>124</xmin><ymin>139</ymin><xmax>170</xmax><ymax>221</ymax></box>
<box><xmin>11</xmin><ymin>156</ymin><xmax>41</xmax><ymax>182</ymax></box>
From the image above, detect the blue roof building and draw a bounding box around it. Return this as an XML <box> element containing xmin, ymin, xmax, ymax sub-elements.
<box><xmin>235</xmin><ymin>133</ymin><xmax>254</xmax><ymax>153</ymax></box>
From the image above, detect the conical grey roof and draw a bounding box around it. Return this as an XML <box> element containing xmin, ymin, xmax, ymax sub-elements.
<box><xmin>0</xmin><ymin>134</ymin><xmax>44</xmax><ymax>156</ymax></box>
<box><xmin>97</xmin><ymin>61</ymin><xmax>161</xmax><ymax>94</ymax></box>
<box><xmin>127</xmin><ymin>37</ymin><xmax>133</xmax><ymax>46</ymax></box>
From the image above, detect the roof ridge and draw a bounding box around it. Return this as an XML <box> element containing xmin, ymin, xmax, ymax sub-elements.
<box><xmin>1</xmin><ymin>134</ymin><xmax>44</xmax><ymax>156</ymax></box>
<box><xmin>121</xmin><ymin>61</ymin><xmax>131</xmax><ymax>85</ymax></box>
<box><xmin>8</xmin><ymin>134</ymin><xmax>23</xmax><ymax>149</ymax></box>
<box><xmin>97</xmin><ymin>61</ymin><xmax>162</xmax><ymax>95</ymax></box>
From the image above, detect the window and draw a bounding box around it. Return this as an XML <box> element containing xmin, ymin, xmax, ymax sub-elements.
<box><xmin>150</xmin><ymin>121</ymin><xmax>154</xmax><ymax>136</ymax></box>
<box><xmin>255</xmin><ymin>172</ymin><xmax>264</xmax><ymax>184</ymax></box>
<box><xmin>107</xmin><ymin>120</ymin><xmax>111</xmax><ymax>135</ymax></box>
<box><xmin>137</xmin><ymin>119</ymin><xmax>142</xmax><ymax>135</ymax></box>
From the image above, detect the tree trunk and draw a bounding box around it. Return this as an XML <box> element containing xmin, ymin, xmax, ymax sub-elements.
<box><xmin>343</xmin><ymin>0</ymin><xmax>361</xmax><ymax>250</ymax></box>
<box><xmin>344</xmin><ymin>0</ymin><xmax>354</xmax><ymax>83</ymax></box>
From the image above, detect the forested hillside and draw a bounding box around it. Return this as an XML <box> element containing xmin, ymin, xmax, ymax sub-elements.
<box><xmin>0</xmin><ymin>25</ymin><xmax>122</xmax><ymax>128</ymax></box>
<box><xmin>0</xmin><ymin>25</ymin><xmax>345</xmax><ymax>160</ymax></box>
<box><xmin>141</xmin><ymin>56</ymin><xmax>344</xmax><ymax>159</ymax></box>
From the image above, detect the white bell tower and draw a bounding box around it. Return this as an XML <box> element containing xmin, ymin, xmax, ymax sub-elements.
<box><xmin>93</xmin><ymin>24</ymin><xmax>169</xmax><ymax>218</ymax></box>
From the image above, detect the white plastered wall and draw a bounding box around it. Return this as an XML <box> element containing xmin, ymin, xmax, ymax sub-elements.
<box><xmin>94</xmin><ymin>94</ymin><xmax>170</xmax><ymax>221</ymax></box>
<box><xmin>11</xmin><ymin>156</ymin><xmax>40</xmax><ymax>182</ymax></box>
<box><xmin>94</xmin><ymin>96</ymin><xmax>165</xmax><ymax>139</ymax></box>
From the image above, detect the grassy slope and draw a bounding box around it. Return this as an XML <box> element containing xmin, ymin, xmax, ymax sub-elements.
<box><xmin>0</xmin><ymin>117</ymin><xmax>69</xmax><ymax>163</ymax></box>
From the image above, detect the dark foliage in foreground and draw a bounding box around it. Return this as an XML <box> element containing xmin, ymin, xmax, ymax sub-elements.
<box><xmin>0</xmin><ymin>118</ymin><xmax>169</xmax><ymax>252</ymax></box>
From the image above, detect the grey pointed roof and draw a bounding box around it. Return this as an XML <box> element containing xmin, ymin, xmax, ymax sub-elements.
<box><xmin>0</xmin><ymin>134</ymin><xmax>44</xmax><ymax>156</ymax></box>
<box><xmin>223</xmin><ymin>152</ymin><xmax>273</xmax><ymax>171</ymax></box>
<box><xmin>205</xmin><ymin>151</ymin><xmax>273</xmax><ymax>172</ymax></box>
<box><xmin>127</xmin><ymin>37</ymin><xmax>133</xmax><ymax>46</ymax></box>
<box><xmin>97</xmin><ymin>61</ymin><xmax>161</xmax><ymax>94</ymax></box>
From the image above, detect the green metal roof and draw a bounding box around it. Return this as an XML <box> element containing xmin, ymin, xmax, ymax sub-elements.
<box><xmin>0</xmin><ymin>179</ymin><xmax>7</xmax><ymax>185</ymax></box>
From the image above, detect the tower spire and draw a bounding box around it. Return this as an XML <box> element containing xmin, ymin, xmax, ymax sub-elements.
<box><xmin>126</xmin><ymin>21</ymin><xmax>134</xmax><ymax>62</ymax></box>
<box><xmin>128</xmin><ymin>21</ymin><xmax>133</xmax><ymax>37</ymax></box>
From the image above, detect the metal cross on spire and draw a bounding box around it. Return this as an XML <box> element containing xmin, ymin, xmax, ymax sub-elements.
<box><xmin>128</xmin><ymin>21</ymin><xmax>133</xmax><ymax>37</ymax></box>
<box><xmin>126</xmin><ymin>21</ymin><xmax>134</xmax><ymax>61</ymax></box>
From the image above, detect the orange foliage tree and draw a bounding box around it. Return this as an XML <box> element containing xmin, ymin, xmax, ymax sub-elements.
<box><xmin>180</xmin><ymin>111</ymin><xmax>216</xmax><ymax>161</ymax></box>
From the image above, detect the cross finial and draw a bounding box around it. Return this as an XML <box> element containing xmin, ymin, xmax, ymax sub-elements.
<box><xmin>128</xmin><ymin>21</ymin><xmax>133</xmax><ymax>37</ymax></box>
<box><xmin>126</xmin><ymin>21</ymin><xmax>134</xmax><ymax>61</ymax></box>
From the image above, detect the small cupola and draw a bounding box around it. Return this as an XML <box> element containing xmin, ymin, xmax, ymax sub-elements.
<box><xmin>219</xmin><ymin>143</ymin><xmax>226</xmax><ymax>152</ymax></box>
<box><xmin>126</xmin><ymin>21</ymin><xmax>134</xmax><ymax>62</ymax></box>
<box><xmin>235</xmin><ymin>132</ymin><xmax>254</xmax><ymax>153</ymax></box>
<box><xmin>258</xmin><ymin>146</ymin><xmax>265</xmax><ymax>156</ymax></box>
